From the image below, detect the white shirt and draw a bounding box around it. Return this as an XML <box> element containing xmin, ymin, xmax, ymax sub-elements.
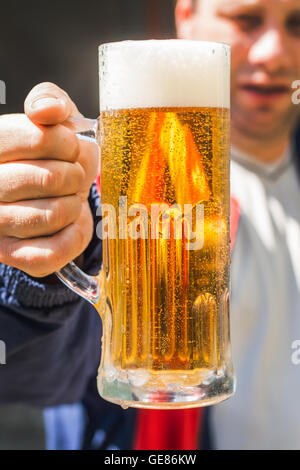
<box><xmin>211</xmin><ymin>146</ymin><xmax>300</xmax><ymax>450</ymax></box>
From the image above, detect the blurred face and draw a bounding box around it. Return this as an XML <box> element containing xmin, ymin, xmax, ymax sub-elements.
<box><xmin>177</xmin><ymin>0</ymin><xmax>300</xmax><ymax>141</ymax></box>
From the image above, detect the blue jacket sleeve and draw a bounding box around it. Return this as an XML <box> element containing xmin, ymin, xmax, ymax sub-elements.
<box><xmin>0</xmin><ymin>184</ymin><xmax>103</xmax><ymax>407</ymax></box>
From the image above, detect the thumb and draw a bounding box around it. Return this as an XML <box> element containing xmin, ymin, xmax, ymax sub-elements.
<box><xmin>24</xmin><ymin>82</ymin><xmax>81</xmax><ymax>126</ymax></box>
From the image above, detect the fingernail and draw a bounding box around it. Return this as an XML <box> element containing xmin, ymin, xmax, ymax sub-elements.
<box><xmin>30</xmin><ymin>97</ymin><xmax>65</xmax><ymax>110</ymax></box>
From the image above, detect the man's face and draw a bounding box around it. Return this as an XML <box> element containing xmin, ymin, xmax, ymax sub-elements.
<box><xmin>177</xmin><ymin>0</ymin><xmax>300</xmax><ymax>141</ymax></box>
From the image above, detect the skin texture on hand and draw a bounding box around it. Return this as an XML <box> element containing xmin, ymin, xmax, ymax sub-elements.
<box><xmin>0</xmin><ymin>82</ymin><xmax>99</xmax><ymax>277</ymax></box>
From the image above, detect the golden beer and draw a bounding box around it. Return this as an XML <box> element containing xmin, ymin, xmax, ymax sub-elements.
<box><xmin>98</xmin><ymin>106</ymin><xmax>232</xmax><ymax>401</ymax></box>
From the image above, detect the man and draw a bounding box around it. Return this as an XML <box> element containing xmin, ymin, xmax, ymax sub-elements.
<box><xmin>176</xmin><ymin>0</ymin><xmax>300</xmax><ymax>449</ymax></box>
<box><xmin>1</xmin><ymin>0</ymin><xmax>300</xmax><ymax>450</ymax></box>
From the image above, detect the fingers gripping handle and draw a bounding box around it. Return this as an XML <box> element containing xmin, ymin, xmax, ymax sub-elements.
<box><xmin>56</xmin><ymin>116</ymin><xmax>101</xmax><ymax>305</ymax></box>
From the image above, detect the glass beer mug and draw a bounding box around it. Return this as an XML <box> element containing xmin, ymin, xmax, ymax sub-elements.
<box><xmin>57</xmin><ymin>40</ymin><xmax>235</xmax><ymax>409</ymax></box>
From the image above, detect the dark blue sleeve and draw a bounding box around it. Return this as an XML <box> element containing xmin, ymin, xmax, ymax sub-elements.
<box><xmin>0</xmin><ymin>184</ymin><xmax>103</xmax><ymax>407</ymax></box>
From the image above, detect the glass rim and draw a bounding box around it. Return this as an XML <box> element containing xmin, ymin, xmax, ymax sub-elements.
<box><xmin>98</xmin><ymin>39</ymin><xmax>231</xmax><ymax>53</ymax></box>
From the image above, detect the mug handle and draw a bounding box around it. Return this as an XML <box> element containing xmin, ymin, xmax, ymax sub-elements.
<box><xmin>55</xmin><ymin>116</ymin><xmax>101</xmax><ymax>306</ymax></box>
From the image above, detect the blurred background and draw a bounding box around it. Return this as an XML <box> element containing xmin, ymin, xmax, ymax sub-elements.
<box><xmin>0</xmin><ymin>0</ymin><xmax>175</xmax><ymax>450</ymax></box>
<box><xmin>1</xmin><ymin>0</ymin><xmax>175</xmax><ymax>116</ymax></box>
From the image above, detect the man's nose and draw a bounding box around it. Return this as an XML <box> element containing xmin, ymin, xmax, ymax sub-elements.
<box><xmin>248</xmin><ymin>28</ymin><xmax>292</xmax><ymax>73</ymax></box>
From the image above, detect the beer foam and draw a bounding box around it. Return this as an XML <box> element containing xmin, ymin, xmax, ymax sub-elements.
<box><xmin>99</xmin><ymin>40</ymin><xmax>230</xmax><ymax>111</ymax></box>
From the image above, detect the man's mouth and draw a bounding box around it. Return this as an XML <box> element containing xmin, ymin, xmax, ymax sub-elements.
<box><xmin>239</xmin><ymin>83</ymin><xmax>291</xmax><ymax>101</ymax></box>
<box><xmin>242</xmin><ymin>84</ymin><xmax>289</xmax><ymax>94</ymax></box>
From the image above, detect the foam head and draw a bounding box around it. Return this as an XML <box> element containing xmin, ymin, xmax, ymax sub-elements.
<box><xmin>99</xmin><ymin>40</ymin><xmax>230</xmax><ymax>112</ymax></box>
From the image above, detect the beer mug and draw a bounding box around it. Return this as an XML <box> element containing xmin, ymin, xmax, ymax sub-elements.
<box><xmin>57</xmin><ymin>40</ymin><xmax>235</xmax><ymax>409</ymax></box>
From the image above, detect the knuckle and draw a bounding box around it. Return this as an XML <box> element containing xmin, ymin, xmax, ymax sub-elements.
<box><xmin>0</xmin><ymin>205</ymin><xmax>10</xmax><ymax>227</ymax></box>
<box><xmin>69</xmin><ymin>195</ymin><xmax>82</xmax><ymax>220</ymax></box>
<box><xmin>40</xmin><ymin>166</ymin><xmax>62</xmax><ymax>194</ymax></box>
<box><xmin>60</xmin><ymin>125</ymin><xmax>80</xmax><ymax>161</ymax></box>
<box><xmin>40</xmin><ymin>168</ymin><xmax>54</xmax><ymax>193</ymax></box>
<box><xmin>71</xmin><ymin>135</ymin><xmax>80</xmax><ymax>161</ymax></box>
<box><xmin>74</xmin><ymin>163</ymin><xmax>85</xmax><ymax>189</ymax></box>
<box><xmin>45</xmin><ymin>199</ymin><xmax>65</xmax><ymax>231</ymax></box>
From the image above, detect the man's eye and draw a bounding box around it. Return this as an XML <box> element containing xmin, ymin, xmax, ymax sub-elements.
<box><xmin>233</xmin><ymin>15</ymin><xmax>263</xmax><ymax>32</ymax></box>
<box><xmin>287</xmin><ymin>16</ymin><xmax>300</xmax><ymax>36</ymax></box>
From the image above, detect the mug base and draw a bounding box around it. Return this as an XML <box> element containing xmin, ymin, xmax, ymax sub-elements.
<box><xmin>97</xmin><ymin>367</ymin><xmax>235</xmax><ymax>410</ymax></box>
